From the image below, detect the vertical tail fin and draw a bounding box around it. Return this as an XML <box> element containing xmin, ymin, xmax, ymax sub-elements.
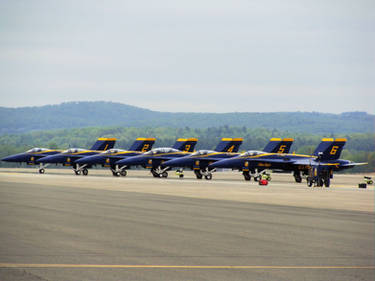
<box><xmin>128</xmin><ymin>138</ymin><xmax>156</xmax><ymax>152</ymax></box>
<box><xmin>214</xmin><ymin>138</ymin><xmax>243</xmax><ymax>152</ymax></box>
<box><xmin>90</xmin><ymin>138</ymin><xmax>117</xmax><ymax>151</ymax></box>
<box><xmin>172</xmin><ymin>138</ymin><xmax>198</xmax><ymax>152</ymax></box>
<box><xmin>263</xmin><ymin>138</ymin><xmax>294</xmax><ymax>153</ymax></box>
<box><xmin>313</xmin><ymin>138</ymin><xmax>347</xmax><ymax>160</ymax></box>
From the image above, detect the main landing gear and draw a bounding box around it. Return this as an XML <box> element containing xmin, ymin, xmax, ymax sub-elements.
<box><xmin>243</xmin><ymin>171</ymin><xmax>251</xmax><ymax>181</ymax></box>
<box><xmin>293</xmin><ymin>171</ymin><xmax>302</xmax><ymax>183</ymax></box>
<box><xmin>194</xmin><ymin>170</ymin><xmax>203</xmax><ymax>179</ymax></box>
<box><xmin>194</xmin><ymin>168</ymin><xmax>214</xmax><ymax>180</ymax></box>
<box><xmin>111</xmin><ymin>165</ymin><xmax>128</xmax><ymax>177</ymax></box>
<box><xmin>242</xmin><ymin>170</ymin><xmax>270</xmax><ymax>182</ymax></box>
<box><xmin>38</xmin><ymin>163</ymin><xmax>49</xmax><ymax>174</ymax></box>
<box><xmin>150</xmin><ymin>166</ymin><xmax>169</xmax><ymax>178</ymax></box>
<box><xmin>74</xmin><ymin>164</ymin><xmax>89</xmax><ymax>176</ymax></box>
<box><xmin>307</xmin><ymin>169</ymin><xmax>331</xmax><ymax>188</ymax></box>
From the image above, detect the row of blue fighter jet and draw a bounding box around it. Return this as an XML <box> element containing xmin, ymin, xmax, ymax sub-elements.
<box><xmin>2</xmin><ymin>136</ymin><xmax>365</xmax><ymax>187</ymax></box>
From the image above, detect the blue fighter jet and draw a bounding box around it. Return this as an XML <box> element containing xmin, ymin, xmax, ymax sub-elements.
<box><xmin>2</xmin><ymin>147</ymin><xmax>62</xmax><ymax>174</ymax></box>
<box><xmin>114</xmin><ymin>138</ymin><xmax>198</xmax><ymax>178</ymax></box>
<box><xmin>37</xmin><ymin>138</ymin><xmax>116</xmax><ymax>175</ymax></box>
<box><xmin>162</xmin><ymin>137</ymin><xmax>243</xmax><ymax>179</ymax></box>
<box><xmin>209</xmin><ymin>138</ymin><xmax>366</xmax><ymax>187</ymax></box>
<box><xmin>75</xmin><ymin>138</ymin><xmax>156</xmax><ymax>177</ymax></box>
<box><xmin>163</xmin><ymin>137</ymin><xmax>293</xmax><ymax>180</ymax></box>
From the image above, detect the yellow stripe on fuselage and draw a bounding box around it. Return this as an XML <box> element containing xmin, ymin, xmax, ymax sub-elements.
<box><xmin>32</xmin><ymin>150</ymin><xmax>62</xmax><ymax>154</ymax></box>
<box><xmin>110</xmin><ymin>151</ymin><xmax>141</xmax><ymax>156</ymax></box>
<box><xmin>239</xmin><ymin>153</ymin><xmax>314</xmax><ymax>159</ymax></box>
<box><xmin>147</xmin><ymin>152</ymin><xmax>191</xmax><ymax>157</ymax></box>
<box><xmin>191</xmin><ymin>152</ymin><xmax>240</xmax><ymax>158</ymax></box>
<box><xmin>69</xmin><ymin>150</ymin><xmax>104</xmax><ymax>155</ymax></box>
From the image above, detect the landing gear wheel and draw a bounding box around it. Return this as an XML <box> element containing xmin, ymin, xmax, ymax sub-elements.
<box><xmin>38</xmin><ymin>168</ymin><xmax>45</xmax><ymax>174</ymax></box>
<box><xmin>82</xmin><ymin>168</ymin><xmax>88</xmax><ymax>176</ymax></box>
<box><xmin>112</xmin><ymin>171</ymin><xmax>120</xmax><ymax>177</ymax></box>
<box><xmin>293</xmin><ymin>171</ymin><xmax>302</xmax><ymax>183</ymax></box>
<box><xmin>324</xmin><ymin>177</ymin><xmax>330</xmax><ymax>188</ymax></box>
<box><xmin>194</xmin><ymin>170</ymin><xmax>203</xmax><ymax>179</ymax></box>
<box><xmin>120</xmin><ymin>170</ymin><xmax>127</xmax><ymax>177</ymax></box>
<box><xmin>204</xmin><ymin>174</ymin><xmax>212</xmax><ymax>180</ymax></box>
<box><xmin>318</xmin><ymin>178</ymin><xmax>324</xmax><ymax>187</ymax></box>
<box><xmin>161</xmin><ymin>171</ymin><xmax>168</xmax><ymax>178</ymax></box>
<box><xmin>179</xmin><ymin>174</ymin><xmax>184</xmax><ymax>178</ymax></box>
<box><xmin>151</xmin><ymin>169</ymin><xmax>160</xmax><ymax>178</ymax></box>
<box><xmin>75</xmin><ymin>170</ymin><xmax>81</xmax><ymax>175</ymax></box>
<box><xmin>294</xmin><ymin>176</ymin><xmax>302</xmax><ymax>183</ymax></box>
<box><xmin>254</xmin><ymin>176</ymin><xmax>259</xmax><ymax>182</ymax></box>
<box><xmin>243</xmin><ymin>172</ymin><xmax>251</xmax><ymax>181</ymax></box>
<box><xmin>307</xmin><ymin>177</ymin><xmax>313</xmax><ymax>187</ymax></box>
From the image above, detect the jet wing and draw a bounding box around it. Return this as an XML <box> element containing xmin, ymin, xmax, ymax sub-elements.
<box><xmin>341</xmin><ymin>162</ymin><xmax>368</xmax><ymax>167</ymax></box>
<box><xmin>284</xmin><ymin>160</ymin><xmax>368</xmax><ymax>168</ymax></box>
<box><xmin>248</xmin><ymin>158</ymin><xmax>314</xmax><ymax>167</ymax></box>
<box><xmin>286</xmin><ymin>159</ymin><xmax>338</xmax><ymax>167</ymax></box>
<box><xmin>149</xmin><ymin>156</ymin><xmax>185</xmax><ymax>161</ymax></box>
<box><xmin>199</xmin><ymin>157</ymin><xmax>227</xmax><ymax>162</ymax></box>
<box><xmin>249</xmin><ymin>158</ymin><xmax>297</xmax><ymax>164</ymax></box>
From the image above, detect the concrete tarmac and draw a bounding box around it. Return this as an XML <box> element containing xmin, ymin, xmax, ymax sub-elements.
<box><xmin>0</xmin><ymin>169</ymin><xmax>374</xmax><ymax>280</ymax></box>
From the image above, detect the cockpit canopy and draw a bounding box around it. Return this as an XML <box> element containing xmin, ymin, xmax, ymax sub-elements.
<box><xmin>101</xmin><ymin>149</ymin><xmax>125</xmax><ymax>154</ymax></box>
<box><xmin>239</xmin><ymin>150</ymin><xmax>264</xmax><ymax>157</ymax></box>
<box><xmin>191</xmin><ymin>150</ymin><xmax>215</xmax><ymax>156</ymax></box>
<box><xmin>26</xmin><ymin>148</ymin><xmax>49</xmax><ymax>153</ymax></box>
<box><xmin>62</xmin><ymin>148</ymin><xmax>86</xmax><ymax>154</ymax></box>
<box><xmin>144</xmin><ymin>147</ymin><xmax>179</xmax><ymax>155</ymax></box>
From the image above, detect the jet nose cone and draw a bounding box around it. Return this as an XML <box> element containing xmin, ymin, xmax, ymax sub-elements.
<box><xmin>1</xmin><ymin>155</ymin><xmax>13</xmax><ymax>162</ymax></box>
<box><xmin>1</xmin><ymin>153</ymin><xmax>25</xmax><ymax>162</ymax></box>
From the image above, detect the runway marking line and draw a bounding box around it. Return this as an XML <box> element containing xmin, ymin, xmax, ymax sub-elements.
<box><xmin>0</xmin><ymin>264</ymin><xmax>374</xmax><ymax>269</ymax></box>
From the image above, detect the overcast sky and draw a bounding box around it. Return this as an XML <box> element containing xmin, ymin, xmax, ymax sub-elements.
<box><xmin>0</xmin><ymin>0</ymin><xmax>374</xmax><ymax>113</ymax></box>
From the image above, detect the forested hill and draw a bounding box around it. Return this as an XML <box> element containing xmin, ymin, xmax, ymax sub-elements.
<box><xmin>1</xmin><ymin>101</ymin><xmax>374</xmax><ymax>134</ymax></box>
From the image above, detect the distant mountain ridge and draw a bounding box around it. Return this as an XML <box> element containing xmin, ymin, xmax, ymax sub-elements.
<box><xmin>0</xmin><ymin>101</ymin><xmax>374</xmax><ymax>134</ymax></box>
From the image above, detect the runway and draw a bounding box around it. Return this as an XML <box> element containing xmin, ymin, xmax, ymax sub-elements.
<box><xmin>0</xmin><ymin>169</ymin><xmax>374</xmax><ymax>280</ymax></box>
